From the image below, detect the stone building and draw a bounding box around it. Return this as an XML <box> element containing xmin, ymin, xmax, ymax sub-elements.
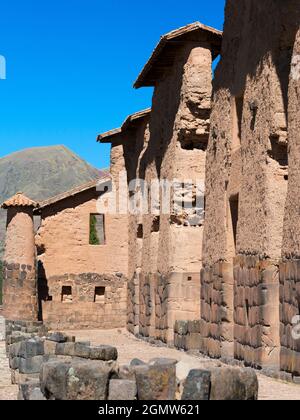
<box><xmin>201</xmin><ymin>0</ymin><xmax>300</xmax><ymax>375</ymax></box>
<box><xmin>1</xmin><ymin>172</ymin><xmax>128</xmax><ymax>330</ymax></box>
<box><xmin>100</xmin><ymin>22</ymin><xmax>222</xmax><ymax>345</ymax></box>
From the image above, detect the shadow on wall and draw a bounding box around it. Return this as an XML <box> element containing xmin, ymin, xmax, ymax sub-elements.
<box><xmin>37</xmin><ymin>261</ymin><xmax>50</xmax><ymax>322</ymax></box>
<box><xmin>216</xmin><ymin>0</ymin><xmax>299</xmax><ymax>117</ymax></box>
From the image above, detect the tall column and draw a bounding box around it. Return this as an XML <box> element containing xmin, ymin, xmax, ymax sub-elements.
<box><xmin>1</xmin><ymin>193</ymin><xmax>38</xmax><ymax>321</ymax></box>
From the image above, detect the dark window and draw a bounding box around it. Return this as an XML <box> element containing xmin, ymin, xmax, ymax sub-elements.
<box><xmin>61</xmin><ymin>286</ymin><xmax>72</xmax><ymax>303</ymax></box>
<box><xmin>269</xmin><ymin>135</ymin><xmax>288</xmax><ymax>167</ymax></box>
<box><xmin>89</xmin><ymin>214</ymin><xmax>105</xmax><ymax>245</ymax></box>
<box><xmin>229</xmin><ymin>194</ymin><xmax>239</xmax><ymax>252</ymax></box>
<box><xmin>151</xmin><ymin>216</ymin><xmax>160</xmax><ymax>233</ymax></box>
<box><xmin>137</xmin><ymin>224</ymin><xmax>143</xmax><ymax>239</ymax></box>
<box><xmin>94</xmin><ymin>287</ymin><xmax>105</xmax><ymax>303</ymax></box>
<box><xmin>232</xmin><ymin>95</ymin><xmax>244</xmax><ymax>148</ymax></box>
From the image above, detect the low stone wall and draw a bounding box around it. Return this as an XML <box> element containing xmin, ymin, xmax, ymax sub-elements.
<box><xmin>279</xmin><ymin>259</ymin><xmax>300</xmax><ymax>377</ymax></box>
<box><xmin>5</xmin><ymin>321</ymin><xmax>259</xmax><ymax>401</ymax></box>
<box><xmin>174</xmin><ymin>321</ymin><xmax>202</xmax><ymax>351</ymax></box>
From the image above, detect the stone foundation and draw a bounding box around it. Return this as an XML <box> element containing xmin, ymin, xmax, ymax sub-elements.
<box><xmin>174</xmin><ymin>320</ymin><xmax>202</xmax><ymax>351</ymax></box>
<box><xmin>155</xmin><ymin>273</ymin><xmax>201</xmax><ymax>345</ymax></box>
<box><xmin>2</xmin><ymin>262</ymin><xmax>38</xmax><ymax>321</ymax></box>
<box><xmin>41</xmin><ymin>273</ymin><xmax>127</xmax><ymax>330</ymax></box>
<box><xmin>279</xmin><ymin>259</ymin><xmax>300</xmax><ymax>377</ymax></box>
<box><xmin>200</xmin><ymin>262</ymin><xmax>234</xmax><ymax>359</ymax></box>
<box><xmin>138</xmin><ymin>272</ymin><xmax>201</xmax><ymax>346</ymax></box>
<box><xmin>6</xmin><ymin>324</ymin><xmax>258</xmax><ymax>401</ymax></box>
<box><xmin>127</xmin><ymin>275</ymin><xmax>140</xmax><ymax>336</ymax></box>
<box><xmin>234</xmin><ymin>256</ymin><xmax>280</xmax><ymax>370</ymax></box>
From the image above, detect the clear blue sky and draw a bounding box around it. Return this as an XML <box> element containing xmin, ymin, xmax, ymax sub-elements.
<box><xmin>0</xmin><ymin>0</ymin><xmax>225</xmax><ymax>169</ymax></box>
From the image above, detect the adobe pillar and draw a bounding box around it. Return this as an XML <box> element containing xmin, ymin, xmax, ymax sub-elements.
<box><xmin>1</xmin><ymin>193</ymin><xmax>38</xmax><ymax>321</ymax></box>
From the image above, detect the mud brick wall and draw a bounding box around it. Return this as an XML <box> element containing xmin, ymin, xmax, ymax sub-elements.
<box><xmin>279</xmin><ymin>260</ymin><xmax>300</xmax><ymax>376</ymax></box>
<box><xmin>42</xmin><ymin>273</ymin><xmax>127</xmax><ymax>330</ymax></box>
<box><xmin>234</xmin><ymin>256</ymin><xmax>280</xmax><ymax>370</ymax></box>
<box><xmin>200</xmin><ymin>262</ymin><xmax>234</xmax><ymax>360</ymax></box>
<box><xmin>174</xmin><ymin>320</ymin><xmax>202</xmax><ymax>351</ymax></box>
<box><xmin>0</xmin><ymin>309</ymin><xmax>5</xmax><ymax>341</ymax></box>
<box><xmin>2</xmin><ymin>262</ymin><xmax>38</xmax><ymax>322</ymax></box>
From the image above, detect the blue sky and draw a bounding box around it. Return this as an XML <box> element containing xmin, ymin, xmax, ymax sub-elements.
<box><xmin>0</xmin><ymin>0</ymin><xmax>225</xmax><ymax>169</ymax></box>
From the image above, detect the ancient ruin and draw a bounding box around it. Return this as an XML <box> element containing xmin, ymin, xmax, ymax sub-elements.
<box><xmin>1</xmin><ymin>0</ymin><xmax>300</xmax><ymax>401</ymax></box>
<box><xmin>1</xmin><ymin>175</ymin><xmax>128</xmax><ymax>331</ymax></box>
<box><xmin>99</xmin><ymin>22</ymin><xmax>222</xmax><ymax>345</ymax></box>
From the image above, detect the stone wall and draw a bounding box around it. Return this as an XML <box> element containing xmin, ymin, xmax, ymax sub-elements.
<box><xmin>2</xmin><ymin>262</ymin><xmax>38</xmax><ymax>322</ymax></box>
<box><xmin>174</xmin><ymin>320</ymin><xmax>202</xmax><ymax>352</ymax></box>
<box><xmin>200</xmin><ymin>262</ymin><xmax>234</xmax><ymax>360</ymax></box>
<box><xmin>126</xmin><ymin>30</ymin><xmax>220</xmax><ymax>345</ymax></box>
<box><xmin>279</xmin><ymin>260</ymin><xmax>300</xmax><ymax>377</ymax></box>
<box><xmin>42</xmin><ymin>273</ymin><xmax>127</xmax><ymax>330</ymax></box>
<box><xmin>36</xmin><ymin>188</ymin><xmax>128</xmax><ymax>330</ymax></box>
<box><xmin>200</xmin><ymin>0</ymin><xmax>299</xmax><ymax>372</ymax></box>
<box><xmin>234</xmin><ymin>256</ymin><xmax>280</xmax><ymax>370</ymax></box>
<box><xmin>5</xmin><ymin>322</ymin><xmax>258</xmax><ymax>401</ymax></box>
<box><xmin>280</xmin><ymin>29</ymin><xmax>300</xmax><ymax>378</ymax></box>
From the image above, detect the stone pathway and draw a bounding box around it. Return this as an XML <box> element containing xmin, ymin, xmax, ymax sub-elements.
<box><xmin>1</xmin><ymin>329</ymin><xmax>300</xmax><ymax>400</ymax></box>
<box><xmin>0</xmin><ymin>342</ymin><xmax>18</xmax><ymax>400</ymax></box>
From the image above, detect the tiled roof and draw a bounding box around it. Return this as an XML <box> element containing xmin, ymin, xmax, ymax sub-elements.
<box><xmin>1</xmin><ymin>192</ymin><xmax>38</xmax><ymax>209</ymax></box>
<box><xmin>38</xmin><ymin>172</ymin><xmax>111</xmax><ymax>209</ymax></box>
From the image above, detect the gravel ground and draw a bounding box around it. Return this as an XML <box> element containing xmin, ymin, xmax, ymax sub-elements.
<box><xmin>1</xmin><ymin>329</ymin><xmax>300</xmax><ymax>401</ymax></box>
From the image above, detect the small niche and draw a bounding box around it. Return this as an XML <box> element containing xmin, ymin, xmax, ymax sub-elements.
<box><xmin>151</xmin><ymin>216</ymin><xmax>160</xmax><ymax>233</ymax></box>
<box><xmin>61</xmin><ymin>286</ymin><xmax>72</xmax><ymax>303</ymax></box>
<box><xmin>268</xmin><ymin>135</ymin><xmax>288</xmax><ymax>167</ymax></box>
<box><xmin>249</xmin><ymin>101</ymin><xmax>258</xmax><ymax>131</ymax></box>
<box><xmin>94</xmin><ymin>287</ymin><xmax>105</xmax><ymax>303</ymax></box>
<box><xmin>229</xmin><ymin>194</ymin><xmax>239</xmax><ymax>253</ymax></box>
<box><xmin>137</xmin><ymin>224</ymin><xmax>143</xmax><ymax>239</ymax></box>
<box><xmin>232</xmin><ymin>95</ymin><xmax>244</xmax><ymax>149</ymax></box>
<box><xmin>245</xmin><ymin>299</ymin><xmax>250</xmax><ymax>324</ymax></box>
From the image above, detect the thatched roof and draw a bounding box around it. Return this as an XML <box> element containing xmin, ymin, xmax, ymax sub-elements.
<box><xmin>1</xmin><ymin>192</ymin><xmax>38</xmax><ymax>209</ymax></box>
<box><xmin>134</xmin><ymin>22</ymin><xmax>222</xmax><ymax>89</ymax></box>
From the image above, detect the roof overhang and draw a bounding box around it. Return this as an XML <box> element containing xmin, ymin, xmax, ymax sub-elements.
<box><xmin>134</xmin><ymin>22</ymin><xmax>223</xmax><ymax>89</ymax></box>
<box><xmin>97</xmin><ymin>109</ymin><xmax>151</xmax><ymax>144</ymax></box>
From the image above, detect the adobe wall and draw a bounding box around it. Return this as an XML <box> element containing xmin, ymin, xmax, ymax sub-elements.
<box><xmin>280</xmin><ymin>29</ymin><xmax>300</xmax><ymax>376</ymax></box>
<box><xmin>2</xmin><ymin>208</ymin><xmax>38</xmax><ymax>321</ymax></box>
<box><xmin>201</xmin><ymin>0</ymin><xmax>299</xmax><ymax>368</ymax></box>
<box><xmin>36</xmin><ymin>188</ymin><xmax>128</xmax><ymax>330</ymax></box>
<box><xmin>122</xmin><ymin>120</ymin><xmax>151</xmax><ymax>336</ymax></box>
<box><xmin>134</xmin><ymin>41</ymin><xmax>212</xmax><ymax>344</ymax></box>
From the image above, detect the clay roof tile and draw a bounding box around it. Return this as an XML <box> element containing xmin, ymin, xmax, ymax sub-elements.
<box><xmin>1</xmin><ymin>192</ymin><xmax>38</xmax><ymax>209</ymax></box>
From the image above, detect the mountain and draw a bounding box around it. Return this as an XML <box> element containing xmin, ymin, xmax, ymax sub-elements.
<box><xmin>0</xmin><ymin>145</ymin><xmax>105</xmax><ymax>256</ymax></box>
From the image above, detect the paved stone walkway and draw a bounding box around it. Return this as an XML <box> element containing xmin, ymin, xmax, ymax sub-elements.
<box><xmin>1</xmin><ymin>329</ymin><xmax>300</xmax><ymax>400</ymax></box>
<box><xmin>0</xmin><ymin>342</ymin><xmax>18</xmax><ymax>400</ymax></box>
